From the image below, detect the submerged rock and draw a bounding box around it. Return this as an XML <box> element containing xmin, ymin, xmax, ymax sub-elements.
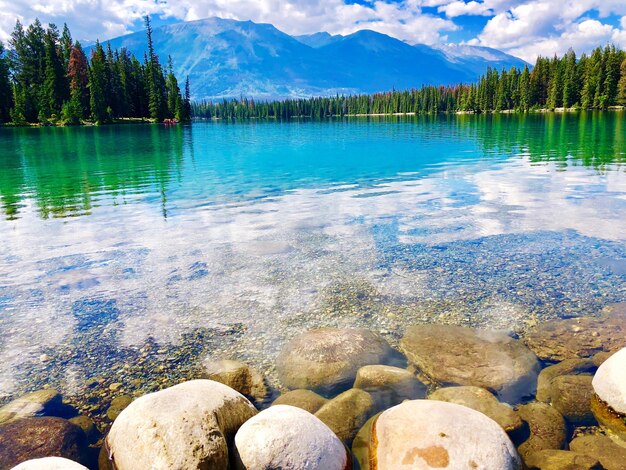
<box><xmin>0</xmin><ymin>389</ymin><xmax>63</xmax><ymax>424</ymax></box>
<box><xmin>0</xmin><ymin>417</ymin><xmax>89</xmax><ymax>469</ymax></box>
<box><xmin>591</xmin><ymin>347</ymin><xmax>626</xmax><ymax>440</ymax></box>
<box><xmin>523</xmin><ymin>450</ymin><xmax>601</xmax><ymax>470</ymax></box>
<box><xmin>202</xmin><ymin>359</ymin><xmax>268</xmax><ymax>403</ymax></box>
<box><xmin>524</xmin><ymin>304</ymin><xmax>626</xmax><ymax>361</ymax></box>
<box><xmin>400</xmin><ymin>324</ymin><xmax>540</xmax><ymax>403</ymax></box>
<box><xmin>68</xmin><ymin>416</ymin><xmax>99</xmax><ymax>444</ymax></box>
<box><xmin>569</xmin><ymin>434</ymin><xmax>626</xmax><ymax>470</ymax></box>
<box><xmin>516</xmin><ymin>403</ymin><xmax>567</xmax><ymax>461</ymax></box>
<box><xmin>272</xmin><ymin>389</ymin><xmax>327</xmax><ymax>414</ymax></box>
<box><xmin>276</xmin><ymin>328</ymin><xmax>398</xmax><ymax>396</ymax></box>
<box><xmin>549</xmin><ymin>375</ymin><xmax>596</xmax><ymax>425</ymax></box>
<box><xmin>103</xmin><ymin>380</ymin><xmax>257</xmax><ymax>470</ymax></box>
<box><xmin>353</xmin><ymin>364</ymin><xmax>426</xmax><ymax>409</ymax></box>
<box><xmin>536</xmin><ymin>358</ymin><xmax>595</xmax><ymax>403</ymax></box>
<box><xmin>361</xmin><ymin>400</ymin><xmax>522</xmax><ymax>469</ymax></box>
<box><xmin>351</xmin><ymin>413</ymin><xmax>381</xmax><ymax>470</ymax></box>
<box><xmin>106</xmin><ymin>395</ymin><xmax>132</xmax><ymax>421</ymax></box>
<box><xmin>233</xmin><ymin>405</ymin><xmax>349</xmax><ymax>470</ymax></box>
<box><xmin>428</xmin><ymin>386</ymin><xmax>523</xmax><ymax>435</ymax></box>
<box><xmin>11</xmin><ymin>457</ymin><xmax>89</xmax><ymax>470</ymax></box>
<box><xmin>315</xmin><ymin>388</ymin><xmax>374</xmax><ymax>444</ymax></box>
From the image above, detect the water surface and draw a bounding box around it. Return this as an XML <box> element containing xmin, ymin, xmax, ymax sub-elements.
<box><xmin>0</xmin><ymin>112</ymin><xmax>625</xmax><ymax>405</ymax></box>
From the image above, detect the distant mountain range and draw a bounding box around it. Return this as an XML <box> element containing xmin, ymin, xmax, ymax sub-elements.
<box><xmin>99</xmin><ymin>17</ymin><xmax>527</xmax><ymax>100</ymax></box>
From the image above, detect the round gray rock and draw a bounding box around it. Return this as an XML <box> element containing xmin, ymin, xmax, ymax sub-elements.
<box><xmin>366</xmin><ymin>400</ymin><xmax>522</xmax><ymax>469</ymax></box>
<box><xmin>104</xmin><ymin>380</ymin><xmax>257</xmax><ymax>470</ymax></box>
<box><xmin>400</xmin><ymin>324</ymin><xmax>540</xmax><ymax>403</ymax></box>
<box><xmin>276</xmin><ymin>328</ymin><xmax>397</xmax><ymax>395</ymax></box>
<box><xmin>233</xmin><ymin>405</ymin><xmax>349</xmax><ymax>470</ymax></box>
<box><xmin>11</xmin><ymin>457</ymin><xmax>88</xmax><ymax>470</ymax></box>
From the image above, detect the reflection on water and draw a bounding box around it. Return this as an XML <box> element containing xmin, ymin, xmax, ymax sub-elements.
<box><xmin>0</xmin><ymin>112</ymin><xmax>625</xmax><ymax>401</ymax></box>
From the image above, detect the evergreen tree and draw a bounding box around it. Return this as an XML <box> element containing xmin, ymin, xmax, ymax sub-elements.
<box><xmin>65</xmin><ymin>42</ymin><xmax>90</xmax><ymax>122</ymax></box>
<box><xmin>0</xmin><ymin>41</ymin><xmax>13</xmax><ymax>123</ymax></box>
<box><xmin>88</xmin><ymin>41</ymin><xmax>108</xmax><ymax>123</ymax></box>
<box><xmin>41</xmin><ymin>24</ymin><xmax>68</xmax><ymax>120</ymax></box>
<box><xmin>618</xmin><ymin>58</ymin><xmax>626</xmax><ymax>105</ymax></box>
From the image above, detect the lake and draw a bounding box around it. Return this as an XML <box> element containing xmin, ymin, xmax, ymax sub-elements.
<box><xmin>0</xmin><ymin>112</ymin><xmax>625</xmax><ymax>413</ymax></box>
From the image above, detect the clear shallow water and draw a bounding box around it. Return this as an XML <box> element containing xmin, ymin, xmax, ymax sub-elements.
<box><xmin>0</xmin><ymin>112</ymin><xmax>625</xmax><ymax>404</ymax></box>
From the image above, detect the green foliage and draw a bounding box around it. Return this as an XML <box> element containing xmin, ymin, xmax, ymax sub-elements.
<box><xmin>0</xmin><ymin>16</ymin><xmax>188</xmax><ymax>126</ymax></box>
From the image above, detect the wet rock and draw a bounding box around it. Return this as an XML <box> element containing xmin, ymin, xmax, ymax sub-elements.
<box><xmin>11</xmin><ymin>457</ymin><xmax>89</xmax><ymax>469</ymax></box>
<box><xmin>0</xmin><ymin>389</ymin><xmax>63</xmax><ymax>424</ymax></box>
<box><xmin>590</xmin><ymin>347</ymin><xmax>626</xmax><ymax>440</ymax></box>
<box><xmin>361</xmin><ymin>400</ymin><xmax>522</xmax><ymax>469</ymax></box>
<box><xmin>103</xmin><ymin>380</ymin><xmax>257</xmax><ymax>470</ymax></box>
<box><xmin>233</xmin><ymin>405</ymin><xmax>349</xmax><ymax>470</ymax></box>
<box><xmin>569</xmin><ymin>434</ymin><xmax>626</xmax><ymax>470</ymax></box>
<box><xmin>0</xmin><ymin>417</ymin><xmax>89</xmax><ymax>469</ymax></box>
<box><xmin>106</xmin><ymin>395</ymin><xmax>132</xmax><ymax>421</ymax></box>
<box><xmin>351</xmin><ymin>413</ymin><xmax>380</xmax><ymax>470</ymax></box>
<box><xmin>549</xmin><ymin>375</ymin><xmax>595</xmax><ymax>425</ymax></box>
<box><xmin>516</xmin><ymin>403</ymin><xmax>567</xmax><ymax>460</ymax></box>
<box><xmin>68</xmin><ymin>416</ymin><xmax>99</xmax><ymax>444</ymax></box>
<box><xmin>524</xmin><ymin>305</ymin><xmax>626</xmax><ymax>361</ymax></box>
<box><xmin>523</xmin><ymin>450</ymin><xmax>601</xmax><ymax>470</ymax></box>
<box><xmin>428</xmin><ymin>386</ymin><xmax>523</xmax><ymax>435</ymax></box>
<box><xmin>536</xmin><ymin>359</ymin><xmax>595</xmax><ymax>402</ymax></box>
<box><xmin>202</xmin><ymin>359</ymin><xmax>268</xmax><ymax>403</ymax></box>
<box><xmin>400</xmin><ymin>324</ymin><xmax>540</xmax><ymax>403</ymax></box>
<box><xmin>272</xmin><ymin>389</ymin><xmax>327</xmax><ymax>414</ymax></box>
<box><xmin>353</xmin><ymin>364</ymin><xmax>427</xmax><ymax>410</ymax></box>
<box><xmin>315</xmin><ymin>388</ymin><xmax>375</xmax><ymax>444</ymax></box>
<box><xmin>592</xmin><ymin>351</ymin><xmax>614</xmax><ymax>367</ymax></box>
<box><xmin>276</xmin><ymin>328</ymin><xmax>398</xmax><ymax>396</ymax></box>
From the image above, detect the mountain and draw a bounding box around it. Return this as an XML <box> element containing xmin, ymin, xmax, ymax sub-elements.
<box><xmin>98</xmin><ymin>17</ymin><xmax>527</xmax><ymax>100</ymax></box>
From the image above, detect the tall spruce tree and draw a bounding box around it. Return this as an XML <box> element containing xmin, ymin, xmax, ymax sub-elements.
<box><xmin>88</xmin><ymin>41</ymin><xmax>108</xmax><ymax>123</ymax></box>
<box><xmin>0</xmin><ymin>41</ymin><xmax>13</xmax><ymax>123</ymax></box>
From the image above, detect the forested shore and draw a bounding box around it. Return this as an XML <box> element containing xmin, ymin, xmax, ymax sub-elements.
<box><xmin>193</xmin><ymin>45</ymin><xmax>626</xmax><ymax>120</ymax></box>
<box><xmin>0</xmin><ymin>17</ymin><xmax>190</xmax><ymax>126</ymax></box>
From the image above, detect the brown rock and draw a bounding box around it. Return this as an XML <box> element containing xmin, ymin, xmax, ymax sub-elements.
<box><xmin>428</xmin><ymin>386</ymin><xmax>523</xmax><ymax>434</ymax></box>
<box><xmin>0</xmin><ymin>417</ymin><xmax>88</xmax><ymax>469</ymax></box>
<box><xmin>516</xmin><ymin>403</ymin><xmax>567</xmax><ymax>460</ymax></box>
<box><xmin>0</xmin><ymin>389</ymin><xmax>63</xmax><ymax>424</ymax></box>
<box><xmin>569</xmin><ymin>434</ymin><xmax>626</xmax><ymax>470</ymax></box>
<box><xmin>524</xmin><ymin>305</ymin><xmax>626</xmax><ymax>361</ymax></box>
<box><xmin>354</xmin><ymin>364</ymin><xmax>426</xmax><ymax>410</ymax></box>
<box><xmin>351</xmin><ymin>413</ymin><xmax>380</xmax><ymax>470</ymax></box>
<box><xmin>315</xmin><ymin>388</ymin><xmax>374</xmax><ymax>444</ymax></box>
<box><xmin>590</xmin><ymin>394</ymin><xmax>626</xmax><ymax>441</ymax></box>
<box><xmin>272</xmin><ymin>389</ymin><xmax>327</xmax><ymax>414</ymax></box>
<box><xmin>202</xmin><ymin>359</ymin><xmax>268</xmax><ymax>403</ymax></box>
<box><xmin>400</xmin><ymin>324</ymin><xmax>540</xmax><ymax>403</ymax></box>
<box><xmin>106</xmin><ymin>395</ymin><xmax>132</xmax><ymax>421</ymax></box>
<box><xmin>549</xmin><ymin>375</ymin><xmax>595</xmax><ymax>425</ymax></box>
<box><xmin>524</xmin><ymin>449</ymin><xmax>601</xmax><ymax>470</ymax></box>
<box><xmin>68</xmin><ymin>416</ymin><xmax>99</xmax><ymax>444</ymax></box>
<box><xmin>536</xmin><ymin>359</ymin><xmax>595</xmax><ymax>403</ymax></box>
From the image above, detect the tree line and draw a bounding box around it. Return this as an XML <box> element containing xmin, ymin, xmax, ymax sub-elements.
<box><xmin>192</xmin><ymin>45</ymin><xmax>626</xmax><ymax>120</ymax></box>
<box><xmin>0</xmin><ymin>17</ymin><xmax>191</xmax><ymax>125</ymax></box>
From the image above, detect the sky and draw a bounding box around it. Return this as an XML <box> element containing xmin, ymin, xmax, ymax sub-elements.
<box><xmin>0</xmin><ymin>0</ymin><xmax>625</xmax><ymax>62</ymax></box>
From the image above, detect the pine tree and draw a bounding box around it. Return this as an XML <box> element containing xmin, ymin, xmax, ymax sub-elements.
<box><xmin>41</xmin><ymin>24</ymin><xmax>68</xmax><ymax>120</ymax></box>
<box><xmin>145</xmin><ymin>16</ymin><xmax>166</xmax><ymax>121</ymax></box>
<box><xmin>0</xmin><ymin>41</ymin><xmax>13</xmax><ymax>123</ymax></box>
<box><xmin>181</xmin><ymin>76</ymin><xmax>192</xmax><ymax>122</ymax></box>
<box><xmin>561</xmin><ymin>48</ymin><xmax>578</xmax><ymax>108</ymax></box>
<box><xmin>88</xmin><ymin>41</ymin><xmax>108</xmax><ymax>123</ymax></box>
<box><xmin>66</xmin><ymin>42</ymin><xmax>90</xmax><ymax>121</ymax></box>
<box><xmin>618</xmin><ymin>58</ymin><xmax>626</xmax><ymax>105</ymax></box>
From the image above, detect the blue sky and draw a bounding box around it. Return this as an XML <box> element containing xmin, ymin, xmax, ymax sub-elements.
<box><xmin>1</xmin><ymin>1</ymin><xmax>625</xmax><ymax>61</ymax></box>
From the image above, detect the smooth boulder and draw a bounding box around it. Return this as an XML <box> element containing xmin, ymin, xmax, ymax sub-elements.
<box><xmin>202</xmin><ymin>359</ymin><xmax>268</xmax><ymax>403</ymax></box>
<box><xmin>0</xmin><ymin>417</ymin><xmax>89</xmax><ymax>469</ymax></box>
<box><xmin>516</xmin><ymin>403</ymin><xmax>566</xmax><ymax>461</ymax></box>
<box><xmin>272</xmin><ymin>389</ymin><xmax>328</xmax><ymax>414</ymax></box>
<box><xmin>428</xmin><ymin>386</ymin><xmax>523</xmax><ymax>435</ymax></box>
<box><xmin>315</xmin><ymin>388</ymin><xmax>374</xmax><ymax>444</ymax></box>
<box><xmin>0</xmin><ymin>389</ymin><xmax>63</xmax><ymax>424</ymax></box>
<box><xmin>103</xmin><ymin>380</ymin><xmax>257</xmax><ymax>470</ymax></box>
<box><xmin>569</xmin><ymin>434</ymin><xmax>626</xmax><ymax>470</ymax></box>
<box><xmin>400</xmin><ymin>324</ymin><xmax>540</xmax><ymax>403</ymax></box>
<box><xmin>590</xmin><ymin>346</ymin><xmax>626</xmax><ymax>439</ymax></box>
<box><xmin>276</xmin><ymin>328</ymin><xmax>397</xmax><ymax>395</ymax></box>
<box><xmin>523</xmin><ymin>450</ymin><xmax>601</xmax><ymax>470</ymax></box>
<box><xmin>363</xmin><ymin>400</ymin><xmax>522</xmax><ymax>469</ymax></box>
<box><xmin>11</xmin><ymin>457</ymin><xmax>88</xmax><ymax>470</ymax></box>
<box><xmin>233</xmin><ymin>405</ymin><xmax>349</xmax><ymax>470</ymax></box>
<box><xmin>548</xmin><ymin>375</ymin><xmax>595</xmax><ymax>425</ymax></box>
<box><xmin>354</xmin><ymin>364</ymin><xmax>427</xmax><ymax>409</ymax></box>
<box><xmin>536</xmin><ymin>358</ymin><xmax>595</xmax><ymax>403</ymax></box>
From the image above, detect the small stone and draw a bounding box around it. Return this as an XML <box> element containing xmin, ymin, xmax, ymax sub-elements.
<box><xmin>549</xmin><ymin>375</ymin><xmax>596</xmax><ymax>425</ymax></box>
<box><xmin>202</xmin><ymin>359</ymin><xmax>268</xmax><ymax>403</ymax></box>
<box><xmin>516</xmin><ymin>403</ymin><xmax>567</xmax><ymax>461</ymax></box>
<box><xmin>353</xmin><ymin>364</ymin><xmax>426</xmax><ymax>410</ymax></box>
<box><xmin>0</xmin><ymin>389</ymin><xmax>63</xmax><ymax>424</ymax></box>
<box><xmin>523</xmin><ymin>449</ymin><xmax>601</xmax><ymax>470</ymax></box>
<box><xmin>39</xmin><ymin>354</ymin><xmax>50</xmax><ymax>363</ymax></box>
<box><xmin>106</xmin><ymin>395</ymin><xmax>132</xmax><ymax>421</ymax></box>
<box><xmin>11</xmin><ymin>457</ymin><xmax>89</xmax><ymax>470</ymax></box>
<box><xmin>536</xmin><ymin>359</ymin><xmax>595</xmax><ymax>403</ymax></box>
<box><xmin>233</xmin><ymin>405</ymin><xmax>349</xmax><ymax>470</ymax></box>
<box><xmin>108</xmin><ymin>383</ymin><xmax>122</xmax><ymax>392</ymax></box>
<box><xmin>272</xmin><ymin>389</ymin><xmax>328</xmax><ymax>414</ymax></box>
<box><xmin>569</xmin><ymin>434</ymin><xmax>626</xmax><ymax>470</ymax></box>
<box><xmin>315</xmin><ymin>388</ymin><xmax>375</xmax><ymax>444</ymax></box>
<box><xmin>428</xmin><ymin>386</ymin><xmax>523</xmax><ymax>435</ymax></box>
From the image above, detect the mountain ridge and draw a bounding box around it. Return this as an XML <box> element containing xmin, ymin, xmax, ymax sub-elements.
<box><xmin>97</xmin><ymin>17</ymin><xmax>527</xmax><ymax>100</ymax></box>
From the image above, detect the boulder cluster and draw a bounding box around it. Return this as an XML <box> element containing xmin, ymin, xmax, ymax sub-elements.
<box><xmin>1</xmin><ymin>304</ymin><xmax>626</xmax><ymax>469</ymax></box>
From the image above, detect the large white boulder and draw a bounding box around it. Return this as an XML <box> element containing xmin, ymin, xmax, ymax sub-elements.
<box><xmin>11</xmin><ymin>457</ymin><xmax>88</xmax><ymax>470</ymax></box>
<box><xmin>104</xmin><ymin>380</ymin><xmax>257</xmax><ymax>470</ymax></box>
<box><xmin>364</xmin><ymin>399</ymin><xmax>522</xmax><ymax>469</ymax></box>
<box><xmin>591</xmin><ymin>347</ymin><xmax>626</xmax><ymax>440</ymax></box>
<box><xmin>234</xmin><ymin>404</ymin><xmax>349</xmax><ymax>470</ymax></box>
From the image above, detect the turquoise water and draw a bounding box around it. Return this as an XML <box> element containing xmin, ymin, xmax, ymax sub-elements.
<box><xmin>0</xmin><ymin>112</ymin><xmax>625</xmax><ymax>404</ymax></box>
